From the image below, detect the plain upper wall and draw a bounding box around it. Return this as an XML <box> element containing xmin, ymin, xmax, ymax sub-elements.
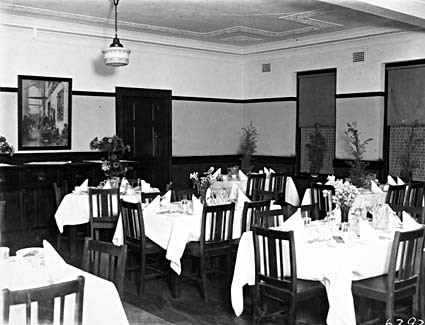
<box><xmin>2</xmin><ymin>13</ymin><xmax>425</xmax><ymax>157</ymax></box>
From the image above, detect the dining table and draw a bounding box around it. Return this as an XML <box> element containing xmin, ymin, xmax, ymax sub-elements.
<box><xmin>54</xmin><ymin>186</ymin><xmax>159</xmax><ymax>255</ymax></box>
<box><xmin>0</xmin><ymin>240</ymin><xmax>129</xmax><ymax>325</ymax></box>
<box><xmin>230</xmin><ymin>210</ymin><xmax>418</xmax><ymax>325</ymax></box>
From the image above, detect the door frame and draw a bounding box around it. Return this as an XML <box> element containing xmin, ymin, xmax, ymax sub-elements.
<box><xmin>115</xmin><ymin>87</ymin><xmax>172</xmax><ymax>189</ymax></box>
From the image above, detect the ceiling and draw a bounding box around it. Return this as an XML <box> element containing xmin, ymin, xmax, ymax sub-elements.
<box><xmin>1</xmin><ymin>0</ymin><xmax>424</xmax><ymax>53</ymax></box>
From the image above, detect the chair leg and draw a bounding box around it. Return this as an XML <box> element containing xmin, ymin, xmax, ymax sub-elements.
<box><xmin>138</xmin><ymin>253</ymin><xmax>146</xmax><ymax>296</ymax></box>
<box><xmin>199</xmin><ymin>257</ymin><xmax>208</xmax><ymax>303</ymax></box>
<box><xmin>385</xmin><ymin>297</ymin><xmax>394</xmax><ymax>325</ymax></box>
<box><xmin>287</xmin><ymin>296</ymin><xmax>296</xmax><ymax>325</ymax></box>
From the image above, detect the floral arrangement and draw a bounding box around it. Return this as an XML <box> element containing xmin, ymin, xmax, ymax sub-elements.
<box><xmin>90</xmin><ymin>135</ymin><xmax>131</xmax><ymax>178</ymax></box>
<box><xmin>344</xmin><ymin>121</ymin><xmax>373</xmax><ymax>187</ymax></box>
<box><xmin>190</xmin><ymin>167</ymin><xmax>217</xmax><ymax>194</ymax></box>
<box><xmin>239</xmin><ymin>121</ymin><xmax>259</xmax><ymax>173</ymax></box>
<box><xmin>398</xmin><ymin>120</ymin><xmax>424</xmax><ymax>182</ymax></box>
<box><xmin>324</xmin><ymin>175</ymin><xmax>359</xmax><ymax>221</ymax></box>
<box><xmin>0</xmin><ymin>136</ymin><xmax>14</xmax><ymax>156</ymax></box>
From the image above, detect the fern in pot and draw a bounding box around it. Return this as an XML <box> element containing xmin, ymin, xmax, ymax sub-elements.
<box><xmin>239</xmin><ymin>121</ymin><xmax>258</xmax><ymax>173</ymax></box>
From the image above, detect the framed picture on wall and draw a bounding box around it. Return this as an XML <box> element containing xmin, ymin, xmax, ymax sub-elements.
<box><xmin>18</xmin><ymin>75</ymin><xmax>72</xmax><ymax>150</ymax></box>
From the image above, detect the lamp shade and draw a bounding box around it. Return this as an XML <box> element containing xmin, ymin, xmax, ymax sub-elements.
<box><xmin>102</xmin><ymin>37</ymin><xmax>131</xmax><ymax>67</ymax></box>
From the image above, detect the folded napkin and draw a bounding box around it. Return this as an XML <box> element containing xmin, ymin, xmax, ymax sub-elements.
<box><xmin>103</xmin><ymin>180</ymin><xmax>111</xmax><ymax>189</ymax></box>
<box><xmin>120</xmin><ymin>177</ymin><xmax>130</xmax><ymax>191</ymax></box>
<box><xmin>235</xmin><ymin>185</ymin><xmax>250</xmax><ymax>209</ymax></box>
<box><xmin>387</xmin><ymin>175</ymin><xmax>397</xmax><ymax>185</ymax></box>
<box><xmin>238</xmin><ymin>170</ymin><xmax>248</xmax><ymax>181</ymax></box>
<box><xmin>359</xmin><ymin>219</ymin><xmax>380</xmax><ymax>242</ymax></box>
<box><xmin>370</xmin><ymin>180</ymin><xmax>383</xmax><ymax>193</ymax></box>
<box><xmin>388</xmin><ymin>208</ymin><xmax>402</xmax><ymax>228</ymax></box>
<box><xmin>212</xmin><ymin>168</ymin><xmax>221</xmax><ymax>178</ymax></box>
<box><xmin>75</xmin><ymin>179</ymin><xmax>89</xmax><ymax>192</ymax></box>
<box><xmin>279</xmin><ymin>210</ymin><xmax>306</xmax><ymax>243</ymax></box>
<box><xmin>269</xmin><ymin>168</ymin><xmax>276</xmax><ymax>174</ymax></box>
<box><xmin>397</xmin><ymin>177</ymin><xmax>405</xmax><ymax>185</ymax></box>
<box><xmin>161</xmin><ymin>190</ymin><xmax>172</xmax><ymax>207</ymax></box>
<box><xmin>263</xmin><ymin>167</ymin><xmax>269</xmax><ymax>175</ymax></box>
<box><xmin>192</xmin><ymin>195</ymin><xmax>204</xmax><ymax>214</ymax></box>
<box><xmin>143</xmin><ymin>195</ymin><xmax>161</xmax><ymax>214</ymax></box>
<box><xmin>141</xmin><ymin>180</ymin><xmax>152</xmax><ymax>192</ymax></box>
<box><xmin>402</xmin><ymin>211</ymin><xmax>422</xmax><ymax>231</ymax></box>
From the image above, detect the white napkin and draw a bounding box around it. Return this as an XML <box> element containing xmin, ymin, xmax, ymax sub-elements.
<box><xmin>192</xmin><ymin>195</ymin><xmax>204</xmax><ymax>214</ymax></box>
<box><xmin>359</xmin><ymin>219</ymin><xmax>380</xmax><ymax>242</ymax></box>
<box><xmin>120</xmin><ymin>177</ymin><xmax>130</xmax><ymax>191</ymax></box>
<box><xmin>235</xmin><ymin>185</ymin><xmax>250</xmax><ymax>209</ymax></box>
<box><xmin>141</xmin><ymin>180</ymin><xmax>152</xmax><ymax>192</ymax></box>
<box><xmin>103</xmin><ymin>180</ymin><xmax>111</xmax><ymax>189</ymax></box>
<box><xmin>397</xmin><ymin>177</ymin><xmax>405</xmax><ymax>185</ymax></box>
<box><xmin>387</xmin><ymin>175</ymin><xmax>397</xmax><ymax>185</ymax></box>
<box><xmin>402</xmin><ymin>211</ymin><xmax>421</xmax><ymax>231</ymax></box>
<box><xmin>269</xmin><ymin>168</ymin><xmax>276</xmax><ymax>174</ymax></box>
<box><xmin>388</xmin><ymin>210</ymin><xmax>402</xmax><ymax>228</ymax></box>
<box><xmin>75</xmin><ymin>179</ymin><xmax>89</xmax><ymax>192</ymax></box>
<box><xmin>238</xmin><ymin>170</ymin><xmax>248</xmax><ymax>181</ymax></box>
<box><xmin>263</xmin><ymin>167</ymin><xmax>269</xmax><ymax>176</ymax></box>
<box><xmin>161</xmin><ymin>190</ymin><xmax>172</xmax><ymax>206</ymax></box>
<box><xmin>212</xmin><ymin>168</ymin><xmax>221</xmax><ymax>178</ymax></box>
<box><xmin>370</xmin><ymin>180</ymin><xmax>383</xmax><ymax>193</ymax></box>
<box><xmin>279</xmin><ymin>209</ymin><xmax>306</xmax><ymax>243</ymax></box>
<box><xmin>143</xmin><ymin>195</ymin><xmax>161</xmax><ymax>214</ymax></box>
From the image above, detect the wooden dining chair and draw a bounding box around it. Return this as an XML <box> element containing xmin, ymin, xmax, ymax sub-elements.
<box><xmin>251</xmin><ymin>226</ymin><xmax>326</xmax><ymax>324</ymax></box>
<box><xmin>254</xmin><ymin>208</ymin><xmax>289</xmax><ymax>228</ymax></box>
<box><xmin>172</xmin><ymin>188</ymin><xmax>195</xmax><ymax>202</ymax></box>
<box><xmin>88</xmin><ymin>187</ymin><xmax>120</xmax><ymax>241</ymax></box>
<box><xmin>268</xmin><ymin>172</ymin><xmax>287</xmax><ymax>202</ymax></box>
<box><xmin>120</xmin><ymin>200</ymin><xmax>168</xmax><ymax>295</ymax></box>
<box><xmin>252</xmin><ymin>189</ymin><xmax>279</xmax><ymax>202</ymax></box>
<box><xmin>352</xmin><ymin>227</ymin><xmax>425</xmax><ymax>324</ymax></box>
<box><xmin>385</xmin><ymin>184</ymin><xmax>408</xmax><ymax>206</ymax></box>
<box><xmin>310</xmin><ymin>183</ymin><xmax>335</xmax><ymax>220</ymax></box>
<box><xmin>0</xmin><ymin>201</ymin><xmax>5</xmax><ymax>245</ymax></box>
<box><xmin>405</xmin><ymin>181</ymin><xmax>425</xmax><ymax>207</ymax></box>
<box><xmin>182</xmin><ymin>202</ymin><xmax>235</xmax><ymax>303</ymax></box>
<box><xmin>246</xmin><ymin>173</ymin><xmax>267</xmax><ymax>200</ymax></box>
<box><xmin>2</xmin><ymin>276</ymin><xmax>85</xmax><ymax>325</ymax></box>
<box><xmin>388</xmin><ymin>204</ymin><xmax>425</xmax><ymax>224</ymax></box>
<box><xmin>82</xmin><ymin>237</ymin><xmax>127</xmax><ymax>298</ymax></box>
<box><xmin>141</xmin><ymin>192</ymin><xmax>161</xmax><ymax>204</ymax></box>
<box><xmin>54</xmin><ymin>181</ymin><xmax>86</xmax><ymax>255</ymax></box>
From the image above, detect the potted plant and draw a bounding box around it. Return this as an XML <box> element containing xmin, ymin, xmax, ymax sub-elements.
<box><xmin>344</xmin><ymin>121</ymin><xmax>373</xmax><ymax>187</ymax></box>
<box><xmin>398</xmin><ymin>120</ymin><xmax>423</xmax><ymax>182</ymax></box>
<box><xmin>239</xmin><ymin>121</ymin><xmax>259</xmax><ymax>173</ymax></box>
<box><xmin>305</xmin><ymin>123</ymin><xmax>327</xmax><ymax>175</ymax></box>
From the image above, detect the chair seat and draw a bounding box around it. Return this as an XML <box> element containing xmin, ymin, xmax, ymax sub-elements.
<box><xmin>185</xmin><ymin>240</ymin><xmax>230</xmax><ymax>257</ymax></box>
<box><xmin>352</xmin><ymin>275</ymin><xmax>389</xmax><ymax>301</ymax></box>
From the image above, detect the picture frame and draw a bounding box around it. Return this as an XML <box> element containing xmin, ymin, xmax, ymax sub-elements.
<box><xmin>18</xmin><ymin>75</ymin><xmax>72</xmax><ymax>150</ymax></box>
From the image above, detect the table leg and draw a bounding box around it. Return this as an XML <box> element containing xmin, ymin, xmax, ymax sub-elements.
<box><xmin>68</xmin><ymin>226</ymin><xmax>77</xmax><ymax>257</ymax></box>
<box><xmin>170</xmin><ymin>270</ymin><xmax>181</xmax><ymax>298</ymax></box>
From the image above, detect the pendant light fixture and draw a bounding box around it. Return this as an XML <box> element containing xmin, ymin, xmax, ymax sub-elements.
<box><xmin>102</xmin><ymin>0</ymin><xmax>130</xmax><ymax>67</ymax></box>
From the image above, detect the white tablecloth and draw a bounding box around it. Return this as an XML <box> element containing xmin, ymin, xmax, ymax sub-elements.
<box><xmin>54</xmin><ymin>191</ymin><xmax>149</xmax><ymax>233</ymax></box>
<box><xmin>301</xmin><ymin>188</ymin><xmax>387</xmax><ymax>210</ymax></box>
<box><xmin>231</xmin><ymin>223</ymin><xmax>393</xmax><ymax>325</ymax></box>
<box><xmin>0</xmin><ymin>242</ymin><xmax>129</xmax><ymax>325</ymax></box>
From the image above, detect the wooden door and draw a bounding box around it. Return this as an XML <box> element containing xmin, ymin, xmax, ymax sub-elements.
<box><xmin>116</xmin><ymin>88</ymin><xmax>172</xmax><ymax>191</ymax></box>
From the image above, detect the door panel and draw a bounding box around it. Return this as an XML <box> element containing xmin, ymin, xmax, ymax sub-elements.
<box><xmin>116</xmin><ymin>88</ymin><xmax>171</xmax><ymax>191</ymax></box>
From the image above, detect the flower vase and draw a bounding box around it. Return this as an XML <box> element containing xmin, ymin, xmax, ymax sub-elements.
<box><xmin>199</xmin><ymin>188</ymin><xmax>207</xmax><ymax>204</ymax></box>
<box><xmin>340</xmin><ymin>205</ymin><xmax>350</xmax><ymax>223</ymax></box>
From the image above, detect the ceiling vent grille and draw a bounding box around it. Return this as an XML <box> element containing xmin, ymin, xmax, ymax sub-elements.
<box><xmin>353</xmin><ymin>51</ymin><xmax>365</xmax><ymax>62</ymax></box>
<box><xmin>262</xmin><ymin>63</ymin><xmax>271</xmax><ymax>72</ymax></box>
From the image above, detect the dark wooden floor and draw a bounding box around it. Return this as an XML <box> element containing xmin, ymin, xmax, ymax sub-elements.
<box><xmin>61</xmin><ymin>240</ymin><xmax>328</xmax><ymax>325</ymax></box>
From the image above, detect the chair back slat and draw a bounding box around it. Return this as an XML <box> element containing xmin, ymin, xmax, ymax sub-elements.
<box><xmin>246</xmin><ymin>173</ymin><xmax>267</xmax><ymax>200</ymax></box>
<box><xmin>53</xmin><ymin>181</ymin><xmax>69</xmax><ymax>208</ymax></box>
<box><xmin>268</xmin><ymin>172</ymin><xmax>287</xmax><ymax>194</ymax></box>
<box><xmin>388</xmin><ymin>227</ymin><xmax>425</xmax><ymax>295</ymax></box>
<box><xmin>252</xmin><ymin>226</ymin><xmax>296</xmax><ymax>294</ymax></box>
<box><xmin>385</xmin><ymin>184</ymin><xmax>407</xmax><ymax>206</ymax></box>
<box><xmin>241</xmin><ymin>199</ymin><xmax>271</xmax><ymax>233</ymax></box>
<box><xmin>2</xmin><ymin>276</ymin><xmax>85</xmax><ymax>325</ymax></box>
<box><xmin>201</xmin><ymin>203</ymin><xmax>235</xmax><ymax>243</ymax></box>
<box><xmin>254</xmin><ymin>208</ymin><xmax>288</xmax><ymax>228</ymax></box>
<box><xmin>405</xmin><ymin>181</ymin><xmax>425</xmax><ymax>207</ymax></box>
<box><xmin>310</xmin><ymin>183</ymin><xmax>334</xmax><ymax>220</ymax></box>
<box><xmin>120</xmin><ymin>200</ymin><xmax>145</xmax><ymax>242</ymax></box>
<box><xmin>88</xmin><ymin>188</ymin><xmax>120</xmax><ymax>240</ymax></box>
<box><xmin>82</xmin><ymin>237</ymin><xmax>127</xmax><ymax>298</ymax></box>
